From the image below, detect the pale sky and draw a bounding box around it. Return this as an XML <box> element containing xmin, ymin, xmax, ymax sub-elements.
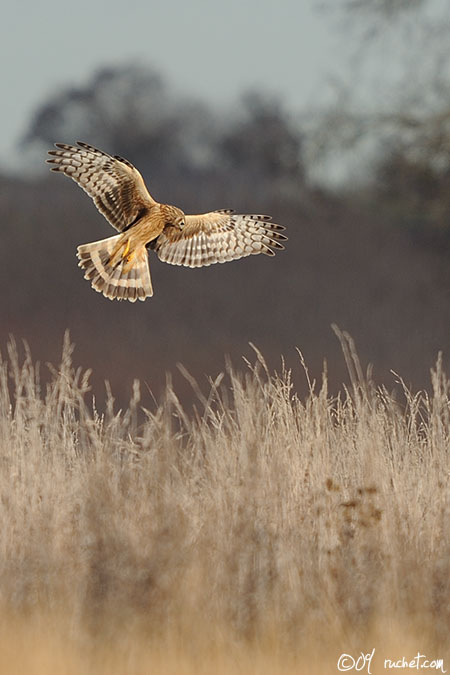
<box><xmin>1</xmin><ymin>0</ymin><xmax>341</xmax><ymax>172</ymax></box>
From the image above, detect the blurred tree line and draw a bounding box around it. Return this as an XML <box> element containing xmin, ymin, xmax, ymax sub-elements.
<box><xmin>315</xmin><ymin>0</ymin><xmax>450</xmax><ymax>244</ymax></box>
<box><xmin>23</xmin><ymin>65</ymin><xmax>306</xmax><ymax>208</ymax></box>
<box><xmin>2</xmin><ymin>0</ymin><xmax>450</xmax><ymax>402</ymax></box>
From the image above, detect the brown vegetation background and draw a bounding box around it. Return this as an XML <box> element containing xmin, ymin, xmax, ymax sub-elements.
<box><xmin>0</xmin><ymin>335</ymin><xmax>449</xmax><ymax>673</ymax></box>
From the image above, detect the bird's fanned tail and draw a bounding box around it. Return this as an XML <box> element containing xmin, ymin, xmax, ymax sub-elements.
<box><xmin>77</xmin><ymin>235</ymin><xmax>153</xmax><ymax>302</ymax></box>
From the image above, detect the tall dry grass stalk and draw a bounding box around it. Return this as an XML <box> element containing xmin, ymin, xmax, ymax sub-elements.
<box><xmin>0</xmin><ymin>331</ymin><xmax>449</xmax><ymax>673</ymax></box>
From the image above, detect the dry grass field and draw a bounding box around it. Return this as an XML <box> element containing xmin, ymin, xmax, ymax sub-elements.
<box><xmin>0</xmin><ymin>330</ymin><xmax>449</xmax><ymax>674</ymax></box>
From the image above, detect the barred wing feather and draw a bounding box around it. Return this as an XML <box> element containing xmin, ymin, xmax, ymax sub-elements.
<box><xmin>152</xmin><ymin>211</ymin><xmax>287</xmax><ymax>268</ymax></box>
<box><xmin>47</xmin><ymin>141</ymin><xmax>156</xmax><ymax>232</ymax></box>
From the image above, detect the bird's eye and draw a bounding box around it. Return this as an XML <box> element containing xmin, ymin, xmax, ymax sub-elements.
<box><xmin>179</xmin><ymin>219</ymin><xmax>185</xmax><ymax>228</ymax></box>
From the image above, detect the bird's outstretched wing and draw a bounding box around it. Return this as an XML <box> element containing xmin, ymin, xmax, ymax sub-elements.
<box><xmin>47</xmin><ymin>141</ymin><xmax>157</xmax><ymax>232</ymax></box>
<box><xmin>151</xmin><ymin>210</ymin><xmax>287</xmax><ymax>267</ymax></box>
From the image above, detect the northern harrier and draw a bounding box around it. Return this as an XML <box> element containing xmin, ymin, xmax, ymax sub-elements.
<box><xmin>47</xmin><ymin>142</ymin><xmax>287</xmax><ymax>302</ymax></box>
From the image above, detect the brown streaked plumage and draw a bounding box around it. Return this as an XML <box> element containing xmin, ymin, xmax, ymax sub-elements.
<box><xmin>47</xmin><ymin>142</ymin><xmax>287</xmax><ymax>302</ymax></box>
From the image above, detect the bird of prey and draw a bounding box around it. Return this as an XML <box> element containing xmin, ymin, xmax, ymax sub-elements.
<box><xmin>47</xmin><ymin>142</ymin><xmax>287</xmax><ymax>302</ymax></box>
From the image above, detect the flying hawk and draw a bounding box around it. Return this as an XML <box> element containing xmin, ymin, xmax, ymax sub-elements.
<box><xmin>47</xmin><ymin>142</ymin><xmax>287</xmax><ymax>302</ymax></box>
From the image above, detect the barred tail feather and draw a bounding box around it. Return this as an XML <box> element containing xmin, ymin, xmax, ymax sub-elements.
<box><xmin>76</xmin><ymin>236</ymin><xmax>153</xmax><ymax>302</ymax></box>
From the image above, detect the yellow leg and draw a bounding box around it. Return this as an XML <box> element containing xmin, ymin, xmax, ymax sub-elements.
<box><xmin>109</xmin><ymin>238</ymin><xmax>131</xmax><ymax>267</ymax></box>
<box><xmin>122</xmin><ymin>239</ymin><xmax>130</xmax><ymax>258</ymax></box>
<box><xmin>123</xmin><ymin>251</ymin><xmax>135</xmax><ymax>272</ymax></box>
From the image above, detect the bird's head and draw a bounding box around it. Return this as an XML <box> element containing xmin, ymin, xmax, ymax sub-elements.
<box><xmin>161</xmin><ymin>204</ymin><xmax>186</xmax><ymax>230</ymax></box>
